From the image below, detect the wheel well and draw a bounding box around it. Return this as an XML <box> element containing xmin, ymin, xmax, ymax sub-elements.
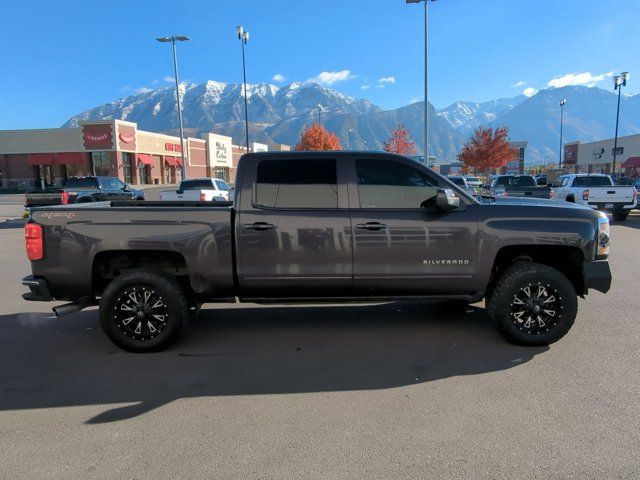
<box><xmin>566</xmin><ymin>195</ymin><xmax>575</xmax><ymax>202</ymax></box>
<box><xmin>487</xmin><ymin>245</ymin><xmax>585</xmax><ymax>298</ymax></box>
<box><xmin>92</xmin><ymin>250</ymin><xmax>189</xmax><ymax>296</ymax></box>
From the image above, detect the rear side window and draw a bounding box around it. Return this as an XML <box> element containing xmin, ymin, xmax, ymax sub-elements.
<box><xmin>356</xmin><ymin>159</ymin><xmax>439</xmax><ymax>209</ymax></box>
<box><xmin>256</xmin><ymin>159</ymin><xmax>338</xmax><ymax>208</ymax></box>
<box><xmin>65</xmin><ymin>177</ymin><xmax>98</xmax><ymax>188</ymax></box>
<box><xmin>215</xmin><ymin>180</ymin><xmax>230</xmax><ymax>191</ymax></box>
<box><xmin>572</xmin><ymin>176</ymin><xmax>612</xmax><ymax>187</ymax></box>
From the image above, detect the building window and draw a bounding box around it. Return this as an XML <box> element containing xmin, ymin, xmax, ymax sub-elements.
<box><xmin>91</xmin><ymin>152</ymin><xmax>111</xmax><ymax>176</ymax></box>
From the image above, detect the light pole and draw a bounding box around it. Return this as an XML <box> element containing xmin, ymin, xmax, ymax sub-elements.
<box><xmin>348</xmin><ymin>128</ymin><xmax>353</xmax><ymax>149</ymax></box>
<box><xmin>236</xmin><ymin>26</ymin><xmax>250</xmax><ymax>151</ymax></box>
<box><xmin>559</xmin><ymin>98</ymin><xmax>566</xmax><ymax>169</ymax></box>
<box><xmin>612</xmin><ymin>72</ymin><xmax>629</xmax><ymax>177</ymax></box>
<box><xmin>406</xmin><ymin>0</ymin><xmax>436</xmax><ymax>159</ymax></box>
<box><xmin>156</xmin><ymin>35</ymin><xmax>189</xmax><ymax>180</ymax></box>
<box><xmin>317</xmin><ymin>104</ymin><xmax>323</xmax><ymax>125</ymax></box>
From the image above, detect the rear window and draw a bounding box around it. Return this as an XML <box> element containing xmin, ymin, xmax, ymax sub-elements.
<box><xmin>179</xmin><ymin>179</ymin><xmax>214</xmax><ymax>190</ymax></box>
<box><xmin>572</xmin><ymin>176</ymin><xmax>612</xmax><ymax>187</ymax></box>
<box><xmin>65</xmin><ymin>177</ymin><xmax>98</xmax><ymax>188</ymax></box>
<box><xmin>448</xmin><ymin>177</ymin><xmax>466</xmax><ymax>187</ymax></box>
<box><xmin>496</xmin><ymin>176</ymin><xmax>536</xmax><ymax>188</ymax></box>
<box><xmin>256</xmin><ymin>159</ymin><xmax>338</xmax><ymax>208</ymax></box>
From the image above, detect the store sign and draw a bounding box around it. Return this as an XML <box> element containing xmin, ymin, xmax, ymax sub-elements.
<box><xmin>206</xmin><ymin>133</ymin><xmax>232</xmax><ymax>167</ymax></box>
<box><xmin>119</xmin><ymin>132</ymin><xmax>135</xmax><ymax>144</ymax></box>
<box><xmin>82</xmin><ymin>124</ymin><xmax>113</xmax><ymax>149</ymax></box>
<box><xmin>165</xmin><ymin>143</ymin><xmax>182</xmax><ymax>152</ymax></box>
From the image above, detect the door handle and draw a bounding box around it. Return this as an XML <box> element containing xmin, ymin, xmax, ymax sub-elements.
<box><xmin>243</xmin><ymin>222</ymin><xmax>276</xmax><ymax>231</ymax></box>
<box><xmin>355</xmin><ymin>222</ymin><xmax>388</xmax><ymax>231</ymax></box>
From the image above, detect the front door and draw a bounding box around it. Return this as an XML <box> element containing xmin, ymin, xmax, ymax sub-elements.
<box><xmin>349</xmin><ymin>157</ymin><xmax>479</xmax><ymax>295</ymax></box>
<box><xmin>235</xmin><ymin>157</ymin><xmax>352</xmax><ymax>297</ymax></box>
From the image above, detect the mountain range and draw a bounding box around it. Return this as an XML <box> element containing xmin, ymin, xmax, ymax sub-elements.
<box><xmin>64</xmin><ymin>82</ymin><xmax>640</xmax><ymax>165</ymax></box>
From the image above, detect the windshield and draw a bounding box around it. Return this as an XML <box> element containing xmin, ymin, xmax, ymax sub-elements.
<box><xmin>466</xmin><ymin>177</ymin><xmax>480</xmax><ymax>183</ymax></box>
<box><xmin>65</xmin><ymin>177</ymin><xmax>98</xmax><ymax>188</ymax></box>
<box><xmin>572</xmin><ymin>176</ymin><xmax>613</xmax><ymax>187</ymax></box>
<box><xmin>448</xmin><ymin>177</ymin><xmax>466</xmax><ymax>187</ymax></box>
<box><xmin>496</xmin><ymin>176</ymin><xmax>536</xmax><ymax>188</ymax></box>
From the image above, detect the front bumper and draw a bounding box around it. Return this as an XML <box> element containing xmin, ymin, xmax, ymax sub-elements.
<box><xmin>22</xmin><ymin>275</ymin><xmax>53</xmax><ymax>302</ymax></box>
<box><xmin>583</xmin><ymin>261</ymin><xmax>612</xmax><ymax>294</ymax></box>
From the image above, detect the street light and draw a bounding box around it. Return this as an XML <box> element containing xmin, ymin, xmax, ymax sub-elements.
<box><xmin>559</xmin><ymin>98</ymin><xmax>566</xmax><ymax>169</ymax></box>
<box><xmin>317</xmin><ymin>103</ymin><xmax>323</xmax><ymax>125</ymax></box>
<box><xmin>156</xmin><ymin>35</ymin><xmax>189</xmax><ymax>180</ymax></box>
<box><xmin>236</xmin><ymin>26</ymin><xmax>250</xmax><ymax>151</ymax></box>
<box><xmin>406</xmin><ymin>0</ymin><xmax>437</xmax><ymax>159</ymax></box>
<box><xmin>348</xmin><ymin>128</ymin><xmax>353</xmax><ymax>150</ymax></box>
<box><xmin>612</xmin><ymin>71</ymin><xmax>629</xmax><ymax>177</ymax></box>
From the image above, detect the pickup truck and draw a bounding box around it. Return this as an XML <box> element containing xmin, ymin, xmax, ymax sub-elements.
<box><xmin>22</xmin><ymin>151</ymin><xmax>612</xmax><ymax>352</ymax></box>
<box><xmin>551</xmin><ymin>174</ymin><xmax>637</xmax><ymax>221</ymax></box>
<box><xmin>25</xmin><ymin>176</ymin><xmax>144</xmax><ymax>207</ymax></box>
<box><xmin>487</xmin><ymin>175</ymin><xmax>553</xmax><ymax>199</ymax></box>
<box><xmin>159</xmin><ymin>178</ymin><xmax>231</xmax><ymax>202</ymax></box>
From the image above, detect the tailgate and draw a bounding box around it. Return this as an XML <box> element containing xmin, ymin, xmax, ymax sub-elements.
<box><xmin>586</xmin><ymin>187</ymin><xmax>634</xmax><ymax>204</ymax></box>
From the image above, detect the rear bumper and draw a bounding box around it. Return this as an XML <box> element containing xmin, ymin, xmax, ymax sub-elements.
<box><xmin>587</xmin><ymin>202</ymin><xmax>637</xmax><ymax>211</ymax></box>
<box><xmin>22</xmin><ymin>275</ymin><xmax>53</xmax><ymax>302</ymax></box>
<box><xmin>583</xmin><ymin>261</ymin><xmax>612</xmax><ymax>294</ymax></box>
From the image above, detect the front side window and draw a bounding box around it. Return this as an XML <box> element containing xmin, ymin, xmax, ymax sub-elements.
<box><xmin>356</xmin><ymin>159</ymin><xmax>439</xmax><ymax>209</ymax></box>
<box><xmin>256</xmin><ymin>159</ymin><xmax>338</xmax><ymax>209</ymax></box>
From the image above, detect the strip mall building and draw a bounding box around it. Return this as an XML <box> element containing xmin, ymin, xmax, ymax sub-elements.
<box><xmin>0</xmin><ymin>120</ymin><xmax>241</xmax><ymax>189</ymax></box>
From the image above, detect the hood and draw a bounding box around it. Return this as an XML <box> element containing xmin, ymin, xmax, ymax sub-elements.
<box><xmin>486</xmin><ymin>196</ymin><xmax>592</xmax><ymax>211</ymax></box>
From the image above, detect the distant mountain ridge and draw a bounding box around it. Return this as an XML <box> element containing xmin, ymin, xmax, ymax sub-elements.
<box><xmin>64</xmin><ymin>82</ymin><xmax>640</xmax><ymax>164</ymax></box>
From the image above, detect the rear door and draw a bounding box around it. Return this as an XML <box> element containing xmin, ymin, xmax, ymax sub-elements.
<box><xmin>235</xmin><ymin>156</ymin><xmax>352</xmax><ymax>297</ymax></box>
<box><xmin>349</xmin><ymin>156</ymin><xmax>480</xmax><ymax>295</ymax></box>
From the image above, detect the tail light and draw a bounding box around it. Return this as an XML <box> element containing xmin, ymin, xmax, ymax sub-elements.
<box><xmin>60</xmin><ymin>191</ymin><xmax>69</xmax><ymax>205</ymax></box>
<box><xmin>582</xmin><ymin>189</ymin><xmax>589</xmax><ymax>201</ymax></box>
<box><xmin>549</xmin><ymin>190</ymin><xmax>555</xmax><ymax>199</ymax></box>
<box><xmin>25</xmin><ymin>223</ymin><xmax>44</xmax><ymax>261</ymax></box>
<box><xmin>199</xmin><ymin>192</ymin><xmax>206</xmax><ymax>202</ymax></box>
<box><xmin>634</xmin><ymin>189</ymin><xmax>638</xmax><ymax>201</ymax></box>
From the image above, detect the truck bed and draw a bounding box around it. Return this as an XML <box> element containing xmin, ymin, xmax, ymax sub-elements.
<box><xmin>28</xmin><ymin>201</ymin><xmax>235</xmax><ymax>300</ymax></box>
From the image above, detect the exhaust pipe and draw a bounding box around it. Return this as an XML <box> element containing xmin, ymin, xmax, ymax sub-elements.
<box><xmin>53</xmin><ymin>301</ymin><xmax>89</xmax><ymax>317</ymax></box>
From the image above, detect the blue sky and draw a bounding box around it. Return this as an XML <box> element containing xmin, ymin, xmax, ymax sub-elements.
<box><xmin>1</xmin><ymin>0</ymin><xmax>638</xmax><ymax>129</ymax></box>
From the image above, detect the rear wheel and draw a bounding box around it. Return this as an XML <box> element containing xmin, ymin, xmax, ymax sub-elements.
<box><xmin>99</xmin><ymin>269</ymin><xmax>189</xmax><ymax>352</ymax></box>
<box><xmin>487</xmin><ymin>262</ymin><xmax>577</xmax><ymax>346</ymax></box>
<box><xmin>612</xmin><ymin>211</ymin><xmax>628</xmax><ymax>222</ymax></box>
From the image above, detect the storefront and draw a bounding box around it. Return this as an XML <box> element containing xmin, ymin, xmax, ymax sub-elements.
<box><xmin>564</xmin><ymin>133</ymin><xmax>640</xmax><ymax>179</ymax></box>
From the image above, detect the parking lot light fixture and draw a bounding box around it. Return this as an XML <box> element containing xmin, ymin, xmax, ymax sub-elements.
<box><xmin>156</xmin><ymin>35</ymin><xmax>190</xmax><ymax>180</ymax></box>
<box><xmin>559</xmin><ymin>99</ymin><xmax>566</xmax><ymax>168</ymax></box>
<box><xmin>237</xmin><ymin>26</ymin><xmax>250</xmax><ymax>151</ymax></box>
<box><xmin>612</xmin><ymin>72</ymin><xmax>629</xmax><ymax>177</ymax></box>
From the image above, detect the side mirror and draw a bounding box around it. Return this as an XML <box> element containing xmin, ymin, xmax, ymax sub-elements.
<box><xmin>123</xmin><ymin>184</ymin><xmax>130</xmax><ymax>191</ymax></box>
<box><xmin>435</xmin><ymin>188</ymin><xmax>460</xmax><ymax>211</ymax></box>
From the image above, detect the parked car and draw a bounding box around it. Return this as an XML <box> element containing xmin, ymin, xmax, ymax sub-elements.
<box><xmin>487</xmin><ymin>175</ymin><xmax>553</xmax><ymax>199</ymax></box>
<box><xmin>160</xmin><ymin>178</ymin><xmax>231</xmax><ymax>202</ymax></box>
<box><xmin>22</xmin><ymin>151</ymin><xmax>612</xmax><ymax>352</ymax></box>
<box><xmin>25</xmin><ymin>176</ymin><xmax>144</xmax><ymax>207</ymax></box>
<box><xmin>551</xmin><ymin>174</ymin><xmax>637</xmax><ymax>221</ymax></box>
<box><xmin>464</xmin><ymin>176</ymin><xmax>483</xmax><ymax>190</ymax></box>
<box><xmin>535</xmin><ymin>175</ymin><xmax>548</xmax><ymax>186</ymax></box>
<box><xmin>447</xmin><ymin>175</ymin><xmax>477</xmax><ymax>196</ymax></box>
<box><xmin>634</xmin><ymin>179</ymin><xmax>640</xmax><ymax>209</ymax></box>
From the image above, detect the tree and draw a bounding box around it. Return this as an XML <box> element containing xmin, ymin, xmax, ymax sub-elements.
<box><xmin>383</xmin><ymin>124</ymin><xmax>416</xmax><ymax>155</ymax></box>
<box><xmin>295</xmin><ymin>123</ymin><xmax>343</xmax><ymax>151</ymax></box>
<box><xmin>457</xmin><ymin>126</ymin><xmax>518</xmax><ymax>174</ymax></box>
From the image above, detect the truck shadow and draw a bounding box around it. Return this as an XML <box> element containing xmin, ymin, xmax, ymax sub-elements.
<box><xmin>0</xmin><ymin>302</ymin><xmax>547</xmax><ymax>424</ymax></box>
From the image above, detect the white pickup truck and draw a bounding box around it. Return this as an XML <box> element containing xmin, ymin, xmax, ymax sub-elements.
<box><xmin>551</xmin><ymin>174</ymin><xmax>637</xmax><ymax>221</ymax></box>
<box><xmin>159</xmin><ymin>178</ymin><xmax>232</xmax><ymax>202</ymax></box>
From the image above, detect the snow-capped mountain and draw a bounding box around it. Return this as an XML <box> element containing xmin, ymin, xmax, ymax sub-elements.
<box><xmin>436</xmin><ymin>95</ymin><xmax>527</xmax><ymax>131</ymax></box>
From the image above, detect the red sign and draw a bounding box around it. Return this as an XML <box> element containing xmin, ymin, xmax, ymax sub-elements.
<box><xmin>119</xmin><ymin>132</ymin><xmax>135</xmax><ymax>144</ymax></box>
<box><xmin>165</xmin><ymin>142</ymin><xmax>182</xmax><ymax>152</ymax></box>
<box><xmin>82</xmin><ymin>124</ymin><xmax>113</xmax><ymax>149</ymax></box>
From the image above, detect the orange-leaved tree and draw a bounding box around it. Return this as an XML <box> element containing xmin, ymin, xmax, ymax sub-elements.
<box><xmin>383</xmin><ymin>124</ymin><xmax>416</xmax><ymax>155</ymax></box>
<box><xmin>457</xmin><ymin>126</ymin><xmax>517</xmax><ymax>174</ymax></box>
<box><xmin>295</xmin><ymin>123</ymin><xmax>343</xmax><ymax>151</ymax></box>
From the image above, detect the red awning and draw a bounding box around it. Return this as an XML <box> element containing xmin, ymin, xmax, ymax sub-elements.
<box><xmin>164</xmin><ymin>156</ymin><xmax>179</xmax><ymax>166</ymax></box>
<box><xmin>138</xmin><ymin>153</ymin><xmax>153</xmax><ymax>165</ymax></box>
<box><xmin>621</xmin><ymin>157</ymin><xmax>640</xmax><ymax>168</ymax></box>
<box><xmin>56</xmin><ymin>152</ymin><xmax>86</xmax><ymax>165</ymax></box>
<box><xmin>29</xmin><ymin>153</ymin><xmax>55</xmax><ymax>166</ymax></box>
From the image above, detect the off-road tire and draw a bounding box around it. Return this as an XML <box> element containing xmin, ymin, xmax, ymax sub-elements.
<box><xmin>100</xmin><ymin>269</ymin><xmax>189</xmax><ymax>352</ymax></box>
<box><xmin>487</xmin><ymin>262</ymin><xmax>577</xmax><ymax>346</ymax></box>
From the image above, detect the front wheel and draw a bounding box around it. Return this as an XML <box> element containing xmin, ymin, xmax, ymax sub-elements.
<box><xmin>487</xmin><ymin>262</ymin><xmax>577</xmax><ymax>346</ymax></box>
<box><xmin>99</xmin><ymin>269</ymin><xmax>190</xmax><ymax>352</ymax></box>
<box><xmin>612</xmin><ymin>211</ymin><xmax>628</xmax><ymax>222</ymax></box>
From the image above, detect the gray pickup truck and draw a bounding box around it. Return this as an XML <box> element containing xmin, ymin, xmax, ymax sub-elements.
<box><xmin>22</xmin><ymin>151</ymin><xmax>612</xmax><ymax>352</ymax></box>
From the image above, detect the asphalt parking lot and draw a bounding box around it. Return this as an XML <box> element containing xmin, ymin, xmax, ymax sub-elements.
<box><xmin>1</xmin><ymin>201</ymin><xmax>639</xmax><ymax>479</ymax></box>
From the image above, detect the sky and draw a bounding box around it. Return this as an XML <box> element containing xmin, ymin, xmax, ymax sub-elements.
<box><xmin>1</xmin><ymin>0</ymin><xmax>639</xmax><ymax>129</ymax></box>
